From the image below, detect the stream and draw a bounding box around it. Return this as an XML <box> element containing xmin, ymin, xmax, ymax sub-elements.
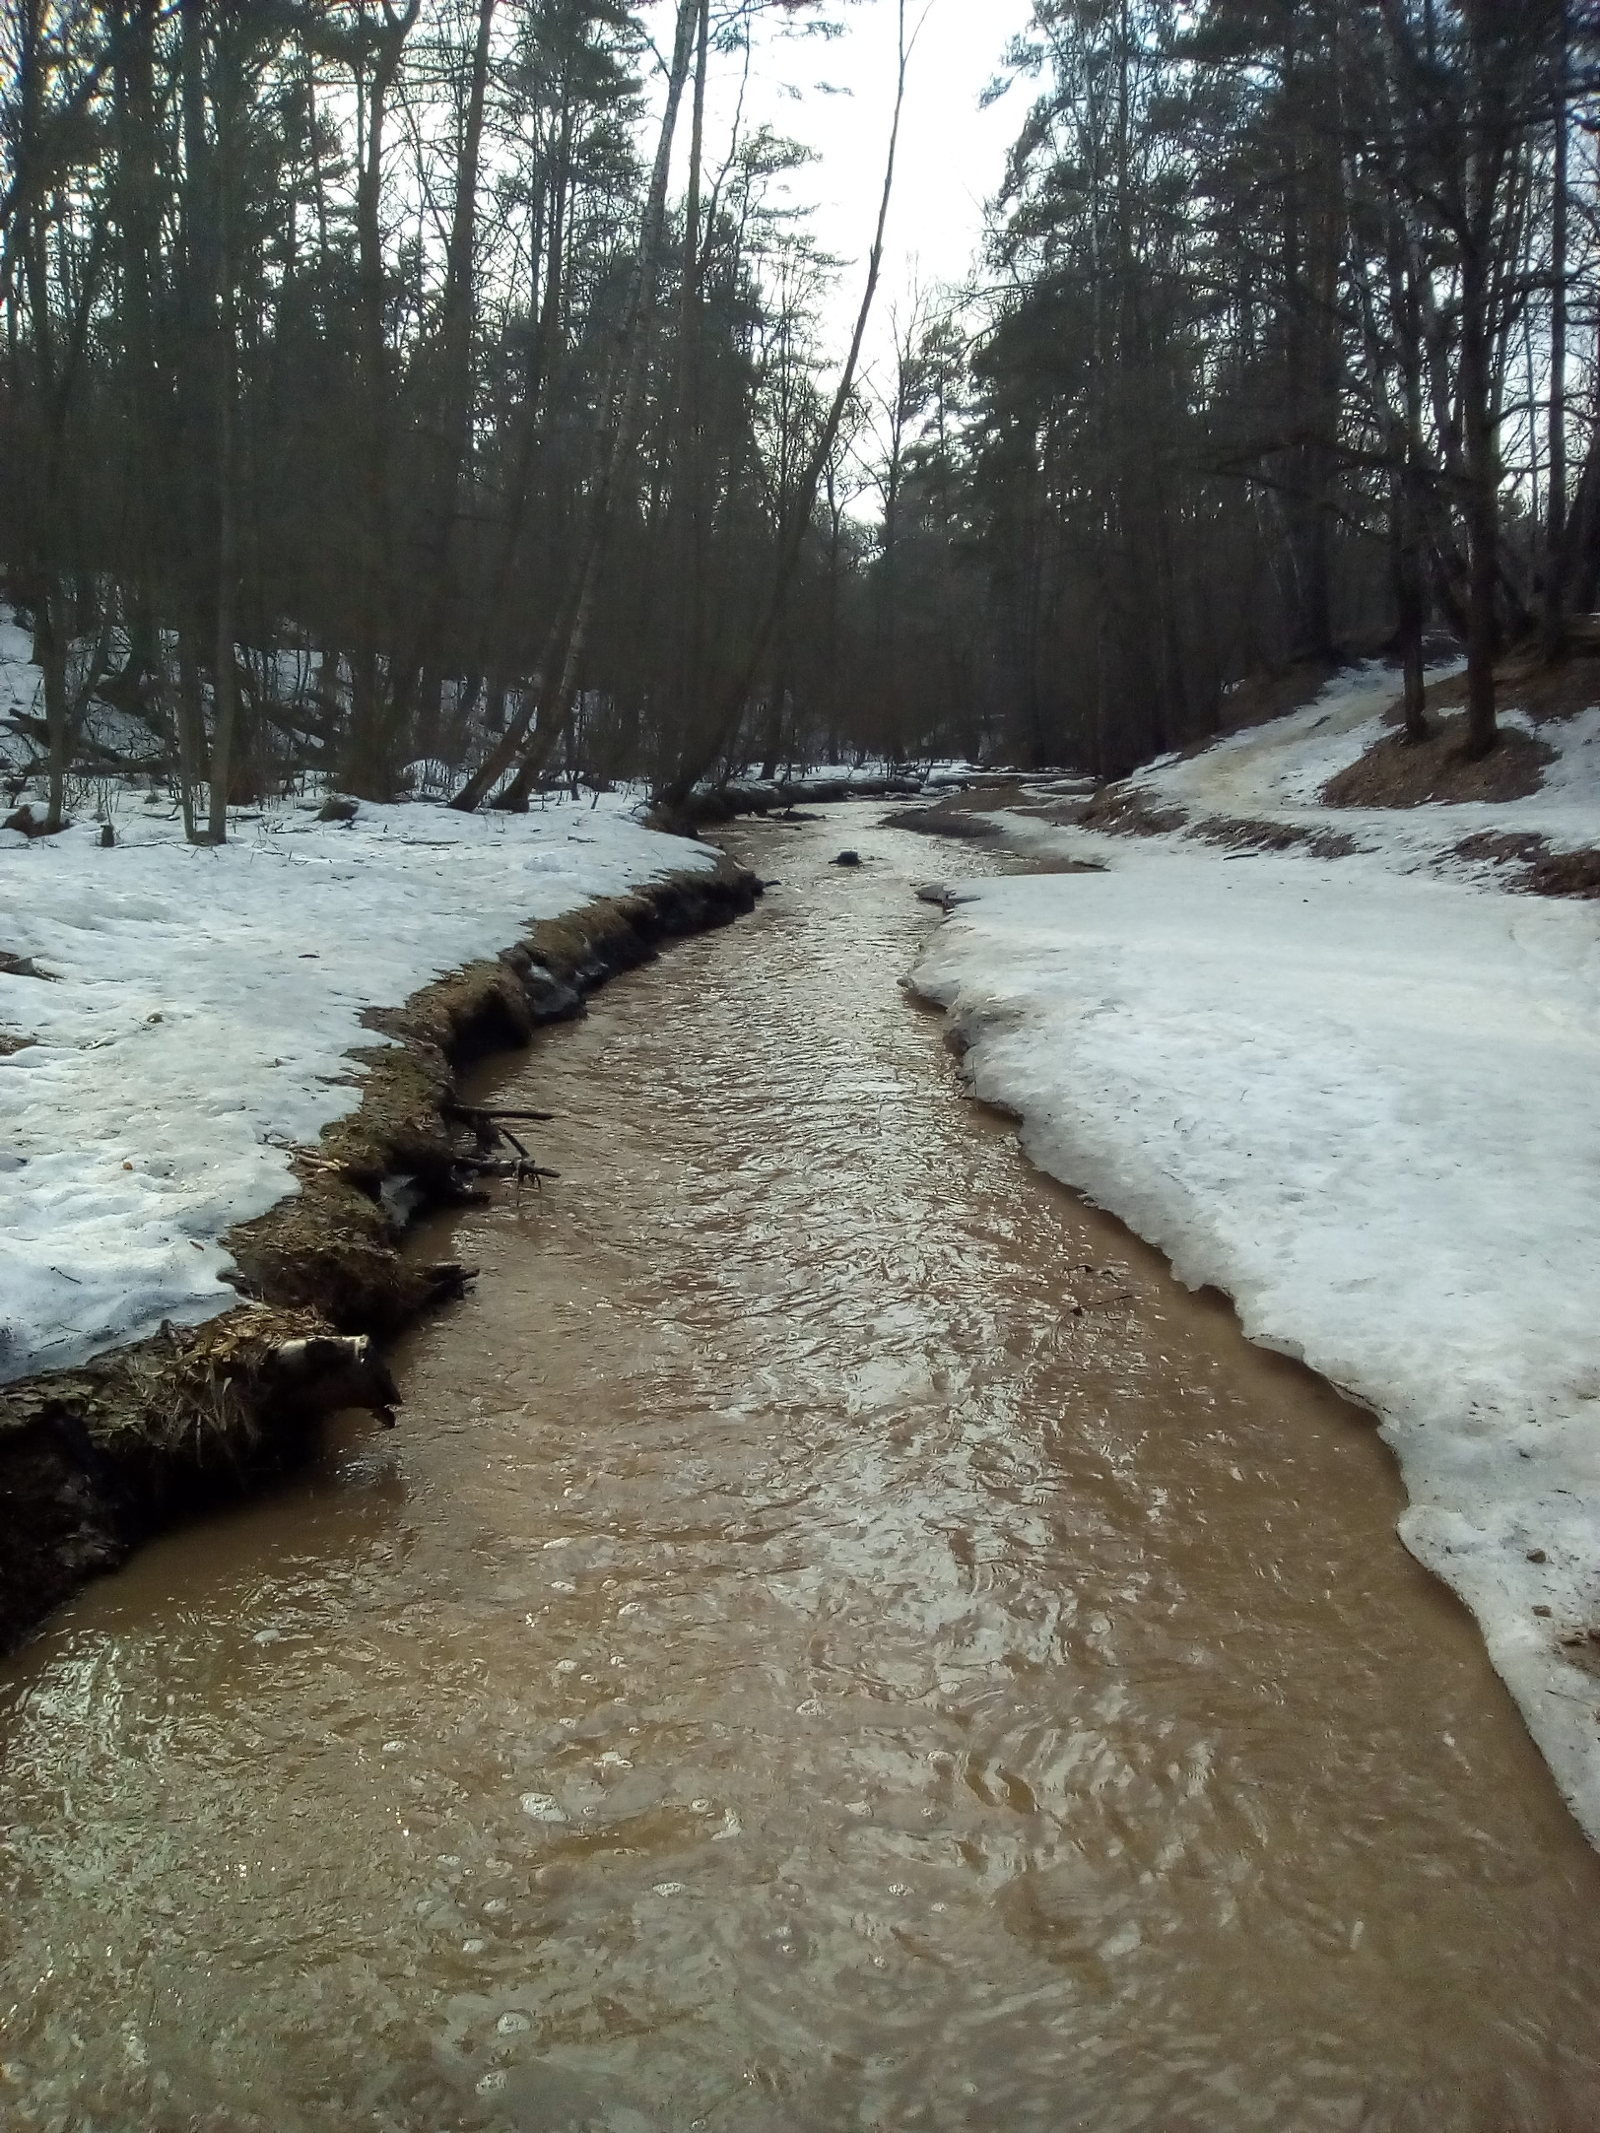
<box><xmin>2</xmin><ymin>804</ymin><xmax>1599</xmax><ymax>2131</ymax></box>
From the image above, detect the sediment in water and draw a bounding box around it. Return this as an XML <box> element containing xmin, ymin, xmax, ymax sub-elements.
<box><xmin>0</xmin><ymin>857</ymin><xmax>760</xmax><ymax>1655</ymax></box>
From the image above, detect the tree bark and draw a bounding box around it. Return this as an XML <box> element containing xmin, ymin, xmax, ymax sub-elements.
<box><xmin>450</xmin><ymin>0</ymin><xmax>701</xmax><ymax>812</ymax></box>
<box><xmin>388</xmin><ymin>0</ymin><xmax>498</xmax><ymax>735</ymax></box>
<box><xmin>344</xmin><ymin>0</ymin><xmax>421</xmax><ymax>799</ymax></box>
<box><xmin>655</xmin><ymin>0</ymin><xmax>911</xmax><ymax>808</ymax></box>
<box><xmin>1542</xmin><ymin>0</ymin><xmax>1571</xmax><ymax>659</ymax></box>
<box><xmin>1460</xmin><ymin>240</ymin><xmax>1499</xmax><ymax>758</ymax></box>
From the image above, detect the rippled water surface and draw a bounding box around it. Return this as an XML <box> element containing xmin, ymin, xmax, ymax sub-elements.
<box><xmin>4</xmin><ymin>805</ymin><xmax>1600</xmax><ymax>2132</ymax></box>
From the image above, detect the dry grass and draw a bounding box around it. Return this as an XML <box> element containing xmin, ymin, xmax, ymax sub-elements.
<box><xmin>1079</xmin><ymin>787</ymin><xmax>1190</xmax><ymax>836</ymax></box>
<box><xmin>1196</xmin><ymin>656</ymin><xmax>1346</xmax><ymax>751</ymax></box>
<box><xmin>1402</xmin><ymin>645</ymin><xmax>1600</xmax><ymax>729</ymax></box>
<box><xmin>1524</xmin><ymin>846</ymin><xmax>1600</xmax><ymax>899</ymax></box>
<box><xmin>1193</xmin><ymin>816</ymin><xmax>1359</xmax><ymax>858</ymax></box>
<box><xmin>1450</xmin><ymin>829</ymin><xmax>1600</xmax><ymax>900</ymax></box>
<box><xmin>1323</xmin><ymin>714</ymin><xmax>1555</xmax><ymax>808</ymax></box>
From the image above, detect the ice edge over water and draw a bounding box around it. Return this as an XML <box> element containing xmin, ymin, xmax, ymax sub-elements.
<box><xmin>0</xmin><ymin>797</ymin><xmax>718</xmax><ymax>1385</ymax></box>
<box><xmin>913</xmin><ymin>668</ymin><xmax>1600</xmax><ymax>1847</ymax></box>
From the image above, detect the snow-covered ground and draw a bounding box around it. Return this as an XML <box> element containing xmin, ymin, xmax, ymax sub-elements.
<box><xmin>0</xmin><ymin>611</ymin><xmax>174</xmax><ymax>778</ymax></box>
<box><xmin>1122</xmin><ymin>659</ymin><xmax>1600</xmax><ymax>869</ymax></box>
<box><xmin>0</xmin><ymin>584</ymin><xmax>954</xmax><ymax>1393</ymax></box>
<box><xmin>913</xmin><ymin>663</ymin><xmax>1600</xmax><ymax>1845</ymax></box>
<box><xmin>0</xmin><ymin>795</ymin><xmax>718</xmax><ymax>1386</ymax></box>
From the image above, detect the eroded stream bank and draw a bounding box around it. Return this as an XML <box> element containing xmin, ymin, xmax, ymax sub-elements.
<box><xmin>3</xmin><ymin>804</ymin><xmax>1599</xmax><ymax>2132</ymax></box>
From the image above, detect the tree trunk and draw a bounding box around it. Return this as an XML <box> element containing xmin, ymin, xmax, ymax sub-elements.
<box><xmin>34</xmin><ymin>576</ymin><xmax>72</xmax><ymax>832</ymax></box>
<box><xmin>451</xmin><ymin>0</ymin><xmax>701</xmax><ymax>812</ymax></box>
<box><xmin>1460</xmin><ymin>236</ymin><xmax>1499</xmax><ymax>758</ymax></box>
<box><xmin>175</xmin><ymin>623</ymin><xmax>209</xmax><ymax>842</ymax></box>
<box><xmin>207</xmin><ymin>50</ymin><xmax>240</xmax><ymax>843</ymax></box>
<box><xmin>1542</xmin><ymin>0</ymin><xmax>1570</xmax><ymax>659</ymax></box>
<box><xmin>344</xmin><ymin>0</ymin><xmax>421</xmax><ymax>799</ymax></box>
<box><xmin>208</xmin><ymin>325</ymin><xmax>239</xmax><ymax>840</ymax></box>
<box><xmin>655</xmin><ymin>0</ymin><xmax>910</xmax><ymax>809</ymax></box>
<box><xmin>389</xmin><ymin>0</ymin><xmax>497</xmax><ymax>731</ymax></box>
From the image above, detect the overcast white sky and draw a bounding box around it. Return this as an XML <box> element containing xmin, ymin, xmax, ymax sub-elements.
<box><xmin>692</xmin><ymin>0</ymin><xmax>1038</xmax><ymax>375</ymax></box>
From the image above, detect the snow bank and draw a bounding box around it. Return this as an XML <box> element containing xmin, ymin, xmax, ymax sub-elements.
<box><xmin>915</xmin><ymin>777</ymin><xmax>1600</xmax><ymax>1843</ymax></box>
<box><xmin>0</xmin><ymin>797</ymin><xmax>717</xmax><ymax>1384</ymax></box>
<box><xmin>1105</xmin><ymin>661</ymin><xmax>1600</xmax><ymax>868</ymax></box>
<box><xmin>711</xmin><ymin>762</ymin><xmax>932</xmax><ymax>806</ymax></box>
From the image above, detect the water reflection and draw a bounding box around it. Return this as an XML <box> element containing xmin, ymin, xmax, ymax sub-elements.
<box><xmin>1</xmin><ymin>804</ymin><xmax>1598</xmax><ymax>2132</ymax></box>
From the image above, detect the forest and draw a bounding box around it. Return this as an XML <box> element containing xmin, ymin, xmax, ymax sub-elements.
<box><xmin>0</xmin><ymin>0</ymin><xmax>1596</xmax><ymax>831</ymax></box>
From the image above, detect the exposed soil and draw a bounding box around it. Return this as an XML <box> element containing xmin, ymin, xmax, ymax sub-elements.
<box><xmin>1524</xmin><ymin>846</ymin><xmax>1600</xmax><ymax>897</ymax></box>
<box><xmin>1203</xmin><ymin>636</ymin><xmax>1458</xmax><ymax>748</ymax></box>
<box><xmin>1078</xmin><ymin>786</ymin><xmax>1190</xmax><ymax>836</ymax></box>
<box><xmin>1196</xmin><ymin>655</ymin><xmax>1346</xmax><ymax>749</ymax></box>
<box><xmin>1400</xmin><ymin>643</ymin><xmax>1600</xmax><ymax>729</ymax></box>
<box><xmin>1449</xmin><ymin>829</ymin><xmax>1600</xmax><ymax>900</ymax></box>
<box><xmin>1451</xmin><ymin>830</ymin><xmax>1552</xmax><ymax>869</ymax></box>
<box><xmin>1322</xmin><ymin>712</ymin><xmax>1555</xmax><ymax>808</ymax></box>
<box><xmin>0</xmin><ymin>1307</ymin><xmax>363</xmax><ymax>1659</ymax></box>
<box><xmin>879</xmin><ymin>802</ymin><xmax>1004</xmax><ymax>840</ymax></box>
<box><xmin>1</xmin><ymin>805</ymin><xmax>70</xmax><ymax>839</ymax></box>
<box><xmin>0</xmin><ymin>858</ymin><xmax>761</xmax><ymax>1655</ymax></box>
<box><xmin>1193</xmin><ymin>815</ymin><xmax>1359</xmax><ymax>859</ymax></box>
<box><xmin>903</xmin><ymin>771</ymin><xmax>1361</xmax><ymax>866</ymax></box>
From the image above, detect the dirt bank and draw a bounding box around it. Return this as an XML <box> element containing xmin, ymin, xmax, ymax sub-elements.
<box><xmin>9</xmin><ymin>808</ymin><xmax>1598</xmax><ymax>2127</ymax></box>
<box><xmin>0</xmin><ymin>857</ymin><xmax>760</xmax><ymax>1655</ymax></box>
<box><xmin>1322</xmin><ymin>712</ymin><xmax>1556</xmax><ymax>807</ymax></box>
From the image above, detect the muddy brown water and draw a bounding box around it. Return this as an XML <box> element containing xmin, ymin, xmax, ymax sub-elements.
<box><xmin>3</xmin><ymin>804</ymin><xmax>1599</xmax><ymax>2133</ymax></box>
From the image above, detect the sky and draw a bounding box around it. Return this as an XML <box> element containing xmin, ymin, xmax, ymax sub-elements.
<box><xmin>695</xmin><ymin>0</ymin><xmax>1039</xmax><ymax>377</ymax></box>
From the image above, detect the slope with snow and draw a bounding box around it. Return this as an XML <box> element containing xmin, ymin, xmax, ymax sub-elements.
<box><xmin>913</xmin><ymin>667</ymin><xmax>1600</xmax><ymax>1846</ymax></box>
<box><xmin>0</xmin><ymin>796</ymin><xmax>718</xmax><ymax>1387</ymax></box>
<box><xmin>1117</xmin><ymin>660</ymin><xmax>1600</xmax><ymax>868</ymax></box>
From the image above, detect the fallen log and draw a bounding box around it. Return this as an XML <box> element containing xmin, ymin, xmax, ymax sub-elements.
<box><xmin>444</xmin><ymin>1100</ymin><xmax>557</xmax><ymax>1126</ymax></box>
<box><xmin>464</xmin><ymin>1158</ymin><xmax>561</xmax><ymax>1184</ymax></box>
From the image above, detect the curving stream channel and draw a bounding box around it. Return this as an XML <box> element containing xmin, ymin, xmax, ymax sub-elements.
<box><xmin>3</xmin><ymin>805</ymin><xmax>1600</xmax><ymax>2132</ymax></box>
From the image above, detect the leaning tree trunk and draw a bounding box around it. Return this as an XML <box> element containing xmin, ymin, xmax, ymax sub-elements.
<box><xmin>449</xmin><ymin>0</ymin><xmax>701</xmax><ymax>813</ymax></box>
<box><xmin>655</xmin><ymin>0</ymin><xmax>910</xmax><ymax>810</ymax></box>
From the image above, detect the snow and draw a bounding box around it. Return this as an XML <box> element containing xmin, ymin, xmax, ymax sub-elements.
<box><xmin>0</xmin><ymin>616</ymin><xmax>174</xmax><ymax>778</ymax></box>
<box><xmin>1105</xmin><ymin>659</ymin><xmax>1600</xmax><ymax>868</ymax></box>
<box><xmin>0</xmin><ymin>795</ymin><xmax>717</xmax><ymax>1385</ymax></box>
<box><xmin>712</xmin><ymin>760</ymin><xmax>933</xmax><ymax>805</ymax></box>
<box><xmin>913</xmin><ymin>665</ymin><xmax>1600</xmax><ymax>1846</ymax></box>
<box><xmin>0</xmin><ymin>614</ymin><xmax>43</xmax><ymax>768</ymax></box>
